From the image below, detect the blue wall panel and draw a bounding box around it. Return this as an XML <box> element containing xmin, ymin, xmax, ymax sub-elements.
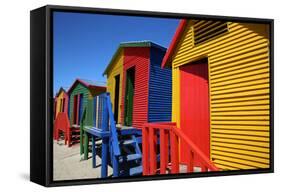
<box><xmin>148</xmin><ymin>46</ymin><xmax>172</xmax><ymax>122</ymax></box>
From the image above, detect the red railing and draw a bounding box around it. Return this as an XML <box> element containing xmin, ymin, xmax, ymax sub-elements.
<box><xmin>54</xmin><ymin>112</ymin><xmax>70</xmax><ymax>146</ymax></box>
<box><xmin>142</xmin><ymin>122</ymin><xmax>219</xmax><ymax>175</ymax></box>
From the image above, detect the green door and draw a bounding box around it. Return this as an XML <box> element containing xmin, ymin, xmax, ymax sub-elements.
<box><xmin>124</xmin><ymin>67</ymin><xmax>135</xmax><ymax>126</ymax></box>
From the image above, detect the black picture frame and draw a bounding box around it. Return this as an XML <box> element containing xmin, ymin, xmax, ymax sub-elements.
<box><xmin>30</xmin><ymin>5</ymin><xmax>274</xmax><ymax>187</ymax></box>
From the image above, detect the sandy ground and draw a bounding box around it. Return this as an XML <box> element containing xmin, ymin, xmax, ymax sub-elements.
<box><xmin>53</xmin><ymin>139</ymin><xmax>112</xmax><ymax>181</ymax></box>
<box><xmin>53</xmin><ymin>138</ymin><xmax>202</xmax><ymax>181</ymax></box>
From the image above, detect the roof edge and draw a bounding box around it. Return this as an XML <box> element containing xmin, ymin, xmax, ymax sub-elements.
<box><xmin>67</xmin><ymin>78</ymin><xmax>106</xmax><ymax>94</ymax></box>
<box><xmin>103</xmin><ymin>41</ymin><xmax>166</xmax><ymax>76</ymax></box>
<box><xmin>102</xmin><ymin>47</ymin><xmax>122</xmax><ymax>76</ymax></box>
<box><xmin>55</xmin><ymin>87</ymin><xmax>66</xmax><ymax>97</ymax></box>
<box><xmin>161</xmin><ymin>19</ymin><xmax>187</xmax><ymax>68</ymax></box>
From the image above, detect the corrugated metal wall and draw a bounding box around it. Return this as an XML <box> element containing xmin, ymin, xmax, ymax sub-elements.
<box><xmin>69</xmin><ymin>83</ymin><xmax>90</xmax><ymax>126</ymax></box>
<box><xmin>171</xmin><ymin>21</ymin><xmax>270</xmax><ymax>170</ymax></box>
<box><xmin>148</xmin><ymin>47</ymin><xmax>172</xmax><ymax>122</ymax></box>
<box><xmin>121</xmin><ymin>47</ymin><xmax>150</xmax><ymax>129</ymax></box>
<box><xmin>106</xmin><ymin>50</ymin><xmax>123</xmax><ymax>124</ymax></box>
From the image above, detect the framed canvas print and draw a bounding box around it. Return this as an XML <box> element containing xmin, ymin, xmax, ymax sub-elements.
<box><xmin>30</xmin><ymin>5</ymin><xmax>274</xmax><ymax>187</ymax></box>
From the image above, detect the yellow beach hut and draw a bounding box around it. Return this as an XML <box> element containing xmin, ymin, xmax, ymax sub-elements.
<box><xmin>161</xmin><ymin>19</ymin><xmax>271</xmax><ymax>171</ymax></box>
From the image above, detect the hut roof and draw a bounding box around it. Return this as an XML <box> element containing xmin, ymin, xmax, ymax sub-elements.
<box><xmin>55</xmin><ymin>87</ymin><xmax>67</xmax><ymax>97</ymax></box>
<box><xmin>103</xmin><ymin>41</ymin><xmax>166</xmax><ymax>76</ymax></box>
<box><xmin>67</xmin><ymin>78</ymin><xmax>106</xmax><ymax>94</ymax></box>
<box><xmin>161</xmin><ymin>19</ymin><xmax>187</xmax><ymax>68</ymax></box>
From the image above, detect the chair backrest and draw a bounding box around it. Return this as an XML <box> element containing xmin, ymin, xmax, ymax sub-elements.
<box><xmin>93</xmin><ymin>93</ymin><xmax>109</xmax><ymax>131</ymax></box>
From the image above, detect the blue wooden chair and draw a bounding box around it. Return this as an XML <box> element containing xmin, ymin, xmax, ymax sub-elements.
<box><xmin>80</xmin><ymin>92</ymin><xmax>143</xmax><ymax>178</ymax></box>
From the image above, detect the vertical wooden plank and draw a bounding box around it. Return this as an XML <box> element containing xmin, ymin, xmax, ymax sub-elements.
<box><xmin>188</xmin><ymin>150</ymin><xmax>194</xmax><ymax>172</ymax></box>
<box><xmin>79</xmin><ymin>125</ymin><xmax>84</xmax><ymax>155</ymax></box>
<box><xmin>83</xmin><ymin>132</ymin><xmax>89</xmax><ymax>160</ymax></box>
<box><xmin>160</xmin><ymin>129</ymin><xmax>166</xmax><ymax>174</ymax></box>
<box><xmin>112</xmin><ymin>154</ymin><xmax>119</xmax><ymax>177</ymax></box>
<box><xmin>67</xmin><ymin>125</ymin><xmax>71</xmax><ymax>147</ymax></box>
<box><xmin>149</xmin><ymin>127</ymin><xmax>157</xmax><ymax>175</ymax></box>
<box><xmin>101</xmin><ymin>137</ymin><xmax>109</xmax><ymax>178</ymax></box>
<box><xmin>170</xmin><ymin>130</ymin><xmax>179</xmax><ymax>174</ymax></box>
<box><xmin>142</xmin><ymin>126</ymin><xmax>149</xmax><ymax>175</ymax></box>
<box><xmin>92</xmin><ymin>136</ymin><xmax>96</xmax><ymax>168</ymax></box>
<box><xmin>165</xmin><ymin>130</ymin><xmax>169</xmax><ymax>166</ymax></box>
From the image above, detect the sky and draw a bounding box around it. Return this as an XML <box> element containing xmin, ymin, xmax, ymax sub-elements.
<box><xmin>53</xmin><ymin>11</ymin><xmax>180</xmax><ymax>95</ymax></box>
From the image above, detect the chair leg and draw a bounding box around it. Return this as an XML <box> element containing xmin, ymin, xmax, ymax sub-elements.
<box><xmin>84</xmin><ymin>132</ymin><xmax>89</xmax><ymax>160</ymax></box>
<box><xmin>92</xmin><ymin>136</ymin><xmax>96</xmax><ymax>168</ymax></box>
<box><xmin>101</xmin><ymin>137</ymin><xmax>109</xmax><ymax>178</ymax></box>
<box><xmin>80</xmin><ymin>128</ymin><xmax>84</xmax><ymax>155</ymax></box>
<box><xmin>68</xmin><ymin>128</ymin><xmax>71</xmax><ymax>147</ymax></box>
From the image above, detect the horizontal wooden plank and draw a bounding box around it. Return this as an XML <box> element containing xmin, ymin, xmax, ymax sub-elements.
<box><xmin>212</xmin><ymin>133</ymin><xmax>269</xmax><ymax>142</ymax></box>
<box><xmin>211</xmin><ymin>105</ymin><xmax>269</xmax><ymax>112</ymax></box>
<box><xmin>212</xmin><ymin>145</ymin><xmax>269</xmax><ymax>157</ymax></box>
<box><xmin>211</xmin><ymin>116</ymin><xmax>269</xmax><ymax>121</ymax></box>
<box><xmin>211</xmin><ymin>84</ymin><xmax>269</xmax><ymax>96</ymax></box>
<box><xmin>211</xmin><ymin>58</ymin><xmax>269</xmax><ymax>76</ymax></box>
<box><xmin>212</xmin><ymin>142</ymin><xmax>269</xmax><ymax>154</ymax></box>
<box><xmin>195</xmin><ymin>28</ymin><xmax>227</xmax><ymax>44</ymax></box>
<box><xmin>211</xmin><ymin>89</ymin><xmax>269</xmax><ymax>100</ymax></box>
<box><xmin>176</xmin><ymin>29</ymin><xmax>258</xmax><ymax>58</ymax></box>
<box><xmin>211</xmin><ymin>124</ymin><xmax>269</xmax><ymax>131</ymax></box>
<box><xmin>211</xmin><ymin>99</ymin><xmax>270</xmax><ymax>107</ymax></box>
<box><xmin>210</xmin><ymin>37</ymin><xmax>267</xmax><ymax>58</ymax></box>
<box><xmin>227</xmin><ymin>22</ymin><xmax>240</xmax><ymax>29</ymax></box>
<box><xmin>212</xmin><ymin>151</ymin><xmax>269</xmax><ymax>165</ymax></box>
<box><xmin>173</xmin><ymin>27</ymin><xmax>257</xmax><ymax>66</ymax></box>
<box><xmin>178</xmin><ymin>35</ymin><xmax>193</xmax><ymax>48</ymax></box>
<box><xmin>211</xmin><ymin>120</ymin><xmax>269</xmax><ymax>126</ymax></box>
<box><xmin>211</xmin><ymin>68</ymin><xmax>269</xmax><ymax>84</ymax></box>
<box><xmin>212</xmin><ymin>137</ymin><xmax>269</xmax><ymax>148</ymax></box>
<box><xmin>193</xmin><ymin>20</ymin><xmax>213</xmax><ymax>30</ymax></box>
<box><xmin>211</xmin><ymin>63</ymin><xmax>269</xmax><ymax>81</ymax></box>
<box><xmin>212</xmin><ymin>154</ymin><xmax>269</xmax><ymax>168</ymax></box>
<box><xmin>211</xmin><ymin>95</ymin><xmax>269</xmax><ymax>104</ymax></box>
<box><xmin>211</xmin><ymin>129</ymin><xmax>269</xmax><ymax>137</ymax></box>
<box><xmin>211</xmin><ymin>73</ymin><xmax>269</xmax><ymax>88</ymax></box>
<box><xmin>209</xmin><ymin>48</ymin><xmax>268</xmax><ymax>68</ymax></box>
<box><xmin>195</xmin><ymin>22</ymin><xmax>226</xmax><ymax>39</ymax></box>
<box><xmin>213</xmin><ymin>162</ymin><xmax>239</xmax><ymax>170</ymax></box>
<box><xmin>210</xmin><ymin>42</ymin><xmax>268</xmax><ymax>63</ymax></box>
<box><xmin>210</xmin><ymin>53</ymin><xmax>268</xmax><ymax>72</ymax></box>
<box><xmin>211</xmin><ymin>110</ymin><xmax>270</xmax><ymax>116</ymax></box>
<box><xmin>213</xmin><ymin>159</ymin><xmax>257</xmax><ymax>170</ymax></box>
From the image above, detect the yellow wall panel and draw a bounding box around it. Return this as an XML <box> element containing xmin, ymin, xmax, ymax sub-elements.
<box><xmin>106</xmin><ymin>50</ymin><xmax>123</xmax><ymax>124</ymax></box>
<box><xmin>171</xmin><ymin>20</ymin><xmax>270</xmax><ymax>170</ymax></box>
<box><xmin>55</xmin><ymin>91</ymin><xmax>64</xmax><ymax>118</ymax></box>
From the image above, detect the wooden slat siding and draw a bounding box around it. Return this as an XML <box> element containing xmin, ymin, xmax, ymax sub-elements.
<box><xmin>85</xmin><ymin>98</ymin><xmax>93</xmax><ymax>126</ymax></box>
<box><xmin>55</xmin><ymin>92</ymin><xmax>63</xmax><ymax>117</ymax></box>
<box><xmin>171</xmin><ymin>20</ymin><xmax>270</xmax><ymax>170</ymax></box>
<box><xmin>193</xmin><ymin>20</ymin><xmax>228</xmax><ymax>45</ymax></box>
<box><xmin>148</xmin><ymin>46</ymin><xmax>172</xmax><ymax>122</ymax></box>
<box><xmin>121</xmin><ymin>47</ymin><xmax>150</xmax><ymax>129</ymax></box>
<box><xmin>106</xmin><ymin>50</ymin><xmax>123</xmax><ymax>124</ymax></box>
<box><xmin>69</xmin><ymin>83</ymin><xmax>90</xmax><ymax>126</ymax></box>
<box><xmin>55</xmin><ymin>91</ymin><xmax>69</xmax><ymax>118</ymax></box>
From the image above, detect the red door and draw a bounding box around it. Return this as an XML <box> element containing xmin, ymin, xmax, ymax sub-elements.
<box><xmin>180</xmin><ymin>59</ymin><xmax>210</xmax><ymax>166</ymax></box>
